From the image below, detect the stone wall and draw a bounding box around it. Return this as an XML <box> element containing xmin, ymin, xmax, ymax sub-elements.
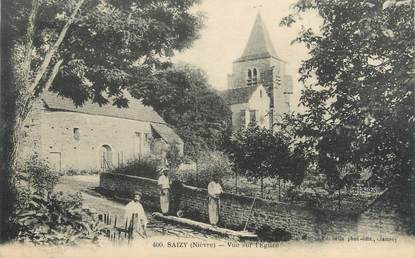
<box><xmin>21</xmin><ymin>102</ymin><xmax>156</xmax><ymax>171</ymax></box>
<box><xmin>100</xmin><ymin>172</ymin><xmax>331</xmax><ymax>240</ymax></box>
<box><xmin>356</xmin><ymin>190</ymin><xmax>408</xmax><ymax>238</ymax></box>
<box><xmin>100</xmin><ymin>172</ymin><xmax>409</xmax><ymax>240</ymax></box>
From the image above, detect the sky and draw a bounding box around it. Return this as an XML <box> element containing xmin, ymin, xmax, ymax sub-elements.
<box><xmin>173</xmin><ymin>0</ymin><xmax>321</xmax><ymax>110</ymax></box>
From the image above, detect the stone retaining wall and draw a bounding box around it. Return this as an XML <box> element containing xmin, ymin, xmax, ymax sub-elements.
<box><xmin>100</xmin><ymin>172</ymin><xmax>406</xmax><ymax>240</ymax></box>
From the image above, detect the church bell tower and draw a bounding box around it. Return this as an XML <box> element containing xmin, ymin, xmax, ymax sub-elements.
<box><xmin>227</xmin><ymin>12</ymin><xmax>293</xmax><ymax>128</ymax></box>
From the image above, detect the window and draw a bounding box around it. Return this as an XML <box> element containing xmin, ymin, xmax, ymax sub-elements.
<box><xmin>240</xmin><ymin>110</ymin><xmax>246</xmax><ymax>128</ymax></box>
<box><xmin>247</xmin><ymin>69</ymin><xmax>252</xmax><ymax>85</ymax></box>
<box><xmin>260</xmin><ymin>89</ymin><xmax>263</xmax><ymax>98</ymax></box>
<box><xmin>73</xmin><ymin>128</ymin><xmax>80</xmax><ymax>141</ymax></box>
<box><xmin>253</xmin><ymin>68</ymin><xmax>258</xmax><ymax>84</ymax></box>
<box><xmin>249</xmin><ymin>110</ymin><xmax>257</xmax><ymax>126</ymax></box>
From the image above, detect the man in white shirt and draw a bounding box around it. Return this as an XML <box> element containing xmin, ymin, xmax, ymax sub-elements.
<box><xmin>207</xmin><ymin>175</ymin><xmax>223</xmax><ymax>226</ymax></box>
<box><xmin>157</xmin><ymin>169</ymin><xmax>170</xmax><ymax>215</ymax></box>
<box><xmin>124</xmin><ymin>191</ymin><xmax>148</xmax><ymax>239</ymax></box>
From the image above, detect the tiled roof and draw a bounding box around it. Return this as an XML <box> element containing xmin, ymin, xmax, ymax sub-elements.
<box><xmin>41</xmin><ymin>91</ymin><xmax>165</xmax><ymax>124</ymax></box>
<box><xmin>219</xmin><ymin>86</ymin><xmax>258</xmax><ymax>105</ymax></box>
<box><xmin>150</xmin><ymin>123</ymin><xmax>183</xmax><ymax>145</ymax></box>
<box><xmin>235</xmin><ymin>13</ymin><xmax>280</xmax><ymax>63</ymax></box>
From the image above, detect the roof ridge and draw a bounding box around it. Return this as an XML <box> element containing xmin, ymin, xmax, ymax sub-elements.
<box><xmin>41</xmin><ymin>91</ymin><xmax>166</xmax><ymax>124</ymax></box>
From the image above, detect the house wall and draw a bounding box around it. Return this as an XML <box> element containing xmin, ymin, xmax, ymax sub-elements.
<box><xmin>230</xmin><ymin>103</ymin><xmax>249</xmax><ymax>130</ymax></box>
<box><xmin>228</xmin><ymin>86</ymin><xmax>270</xmax><ymax>131</ymax></box>
<box><xmin>247</xmin><ymin>85</ymin><xmax>270</xmax><ymax>129</ymax></box>
<box><xmin>40</xmin><ymin>110</ymin><xmax>154</xmax><ymax>171</ymax></box>
<box><xmin>18</xmin><ymin>98</ymin><xmax>165</xmax><ymax>171</ymax></box>
<box><xmin>269</xmin><ymin>58</ymin><xmax>290</xmax><ymax>122</ymax></box>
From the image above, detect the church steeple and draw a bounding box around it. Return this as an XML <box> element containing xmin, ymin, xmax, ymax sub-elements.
<box><xmin>235</xmin><ymin>12</ymin><xmax>280</xmax><ymax>63</ymax></box>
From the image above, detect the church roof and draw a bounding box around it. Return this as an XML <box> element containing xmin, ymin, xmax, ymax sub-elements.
<box><xmin>235</xmin><ymin>13</ymin><xmax>280</xmax><ymax>63</ymax></box>
<box><xmin>219</xmin><ymin>86</ymin><xmax>259</xmax><ymax>105</ymax></box>
<box><xmin>41</xmin><ymin>91</ymin><xmax>166</xmax><ymax>124</ymax></box>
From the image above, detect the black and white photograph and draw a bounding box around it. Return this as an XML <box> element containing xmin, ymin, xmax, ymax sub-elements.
<box><xmin>0</xmin><ymin>0</ymin><xmax>414</xmax><ymax>257</ymax></box>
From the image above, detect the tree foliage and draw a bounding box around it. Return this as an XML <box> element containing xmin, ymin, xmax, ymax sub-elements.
<box><xmin>9</xmin><ymin>0</ymin><xmax>203</xmax><ymax>107</ymax></box>
<box><xmin>280</xmin><ymin>0</ymin><xmax>414</xmax><ymax>189</ymax></box>
<box><xmin>176</xmin><ymin>150</ymin><xmax>233</xmax><ymax>188</ymax></box>
<box><xmin>130</xmin><ymin>63</ymin><xmax>232</xmax><ymax>158</ymax></box>
<box><xmin>228</xmin><ymin>126</ymin><xmax>306</xmax><ymax>197</ymax></box>
<box><xmin>166</xmin><ymin>142</ymin><xmax>183</xmax><ymax>172</ymax></box>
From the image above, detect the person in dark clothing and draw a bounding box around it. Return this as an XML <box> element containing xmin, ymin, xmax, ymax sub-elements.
<box><xmin>169</xmin><ymin>175</ymin><xmax>183</xmax><ymax>216</ymax></box>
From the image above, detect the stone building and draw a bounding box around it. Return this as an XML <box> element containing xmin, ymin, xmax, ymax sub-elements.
<box><xmin>19</xmin><ymin>92</ymin><xmax>183</xmax><ymax>172</ymax></box>
<box><xmin>221</xmin><ymin>12</ymin><xmax>293</xmax><ymax>131</ymax></box>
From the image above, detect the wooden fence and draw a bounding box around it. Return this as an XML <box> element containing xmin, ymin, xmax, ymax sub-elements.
<box><xmin>98</xmin><ymin>212</ymin><xmax>137</xmax><ymax>243</ymax></box>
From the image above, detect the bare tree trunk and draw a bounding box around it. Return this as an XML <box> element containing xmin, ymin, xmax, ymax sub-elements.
<box><xmin>260</xmin><ymin>176</ymin><xmax>264</xmax><ymax>199</ymax></box>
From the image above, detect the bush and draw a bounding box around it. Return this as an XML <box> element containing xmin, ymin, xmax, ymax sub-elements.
<box><xmin>64</xmin><ymin>169</ymin><xmax>100</xmax><ymax>176</ymax></box>
<box><xmin>12</xmin><ymin>155</ymin><xmax>104</xmax><ymax>245</ymax></box>
<box><xmin>176</xmin><ymin>169</ymin><xmax>200</xmax><ymax>187</ymax></box>
<box><xmin>177</xmin><ymin>151</ymin><xmax>232</xmax><ymax>188</ymax></box>
<box><xmin>110</xmin><ymin>155</ymin><xmax>161</xmax><ymax>179</ymax></box>
<box><xmin>12</xmin><ymin>189</ymin><xmax>104</xmax><ymax>245</ymax></box>
<box><xmin>18</xmin><ymin>154</ymin><xmax>61</xmax><ymax>193</ymax></box>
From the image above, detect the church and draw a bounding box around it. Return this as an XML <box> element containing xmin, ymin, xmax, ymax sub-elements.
<box><xmin>220</xmin><ymin>13</ymin><xmax>293</xmax><ymax>131</ymax></box>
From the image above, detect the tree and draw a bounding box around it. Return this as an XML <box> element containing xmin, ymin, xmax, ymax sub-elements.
<box><xmin>130</xmin><ymin>63</ymin><xmax>232</xmax><ymax>158</ymax></box>
<box><xmin>166</xmin><ymin>141</ymin><xmax>183</xmax><ymax>173</ymax></box>
<box><xmin>1</xmin><ymin>0</ymin><xmax>203</xmax><ymax>241</ymax></box>
<box><xmin>280</xmin><ymin>0</ymin><xmax>414</xmax><ymax>223</ymax></box>
<box><xmin>228</xmin><ymin>126</ymin><xmax>304</xmax><ymax>198</ymax></box>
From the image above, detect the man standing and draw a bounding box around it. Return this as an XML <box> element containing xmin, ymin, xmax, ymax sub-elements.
<box><xmin>124</xmin><ymin>191</ymin><xmax>148</xmax><ymax>239</ymax></box>
<box><xmin>157</xmin><ymin>169</ymin><xmax>170</xmax><ymax>215</ymax></box>
<box><xmin>207</xmin><ymin>175</ymin><xmax>223</xmax><ymax>226</ymax></box>
<box><xmin>170</xmin><ymin>174</ymin><xmax>183</xmax><ymax>216</ymax></box>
